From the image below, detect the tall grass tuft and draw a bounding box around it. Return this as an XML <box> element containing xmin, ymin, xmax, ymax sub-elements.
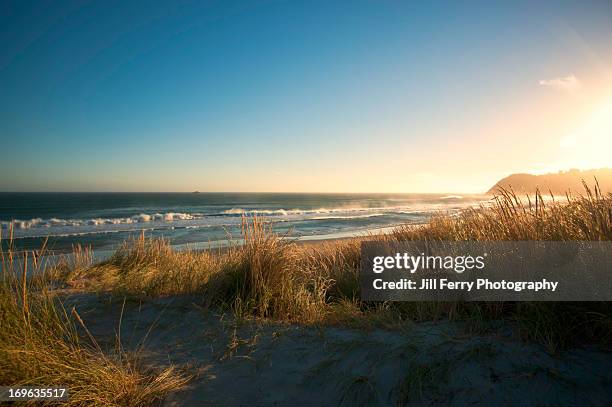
<box><xmin>0</xmin><ymin>233</ymin><xmax>189</xmax><ymax>406</ymax></box>
<box><xmin>187</xmin><ymin>217</ymin><xmax>329</xmax><ymax>322</ymax></box>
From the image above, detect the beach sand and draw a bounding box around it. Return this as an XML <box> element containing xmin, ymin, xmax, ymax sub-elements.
<box><xmin>65</xmin><ymin>293</ymin><xmax>612</xmax><ymax>406</ymax></box>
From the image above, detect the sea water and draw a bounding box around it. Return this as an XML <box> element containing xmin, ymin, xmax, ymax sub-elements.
<box><xmin>0</xmin><ymin>192</ymin><xmax>489</xmax><ymax>253</ymax></box>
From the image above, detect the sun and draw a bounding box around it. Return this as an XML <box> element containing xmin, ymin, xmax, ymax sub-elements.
<box><xmin>559</xmin><ymin>100</ymin><xmax>612</xmax><ymax>169</ymax></box>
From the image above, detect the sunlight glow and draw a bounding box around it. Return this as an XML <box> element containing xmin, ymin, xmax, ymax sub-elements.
<box><xmin>559</xmin><ymin>100</ymin><xmax>612</xmax><ymax>169</ymax></box>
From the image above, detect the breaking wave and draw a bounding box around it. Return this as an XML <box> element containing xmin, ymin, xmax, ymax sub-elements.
<box><xmin>1</xmin><ymin>212</ymin><xmax>202</xmax><ymax>230</ymax></box>
<box><xmin>311</xmin><ymin>213</ymin><xmax>385</xmax><ymax>220</ymax></box>
<box><xmin>222</xmin><ymin>205</ymin><xmax>428</xmax><ymax>217</ymax></box>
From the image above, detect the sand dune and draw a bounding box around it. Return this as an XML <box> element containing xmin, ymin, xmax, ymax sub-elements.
<box><xmin>68</xmin><ymin>294</ymin><xmax>612</xmax><ymax>406</ymax></box>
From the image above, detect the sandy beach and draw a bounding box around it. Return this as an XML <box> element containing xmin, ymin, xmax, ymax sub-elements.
<box><xmin>66</xmin><ymin>293</ymin><xmax>612</xmax><ymax>406</ymax></box>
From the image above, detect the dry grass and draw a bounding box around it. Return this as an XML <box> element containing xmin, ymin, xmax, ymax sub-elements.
<box><xmin>35</xmin><ymin>182</ymin><xmax>612</xmax><ymax>351</ymax></box>
<box><xmin>394</xmin><ymin>181</ymin><xmax>612</xmax><ymax>241</ymax></box>
<box><xmin>0</xmin><ymin>240</ymin><xmax>189</xmax><ymax>406</ymax></box>
<box><xmin>65</xmin><ymin>219</ymin><xmax>331</xmax><ymax>323</ymax></box>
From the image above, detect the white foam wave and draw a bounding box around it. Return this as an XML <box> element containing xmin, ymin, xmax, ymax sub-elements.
<box><xmin>311</xmin><ymin>213</ymin><xmax>385</xmax><ymax>220</ymax></box>
<box><xmin>1</xmin><ymin>212</ymin><xmax>203</xmax><ymax>230</ymax></box>
<box><xmin>224</xmin><ymin>208</ymin><xmax>287</xmax><ymax>216</ymax></box>
<box><xmin>222</xmin><ymin>200</ymin><xmax>481</xmax><ymax>217</ymax></box>
<box><xmin>223</xmin><ymin>206</ymin><xmax>399</xmax><ymax>216</ymax></box>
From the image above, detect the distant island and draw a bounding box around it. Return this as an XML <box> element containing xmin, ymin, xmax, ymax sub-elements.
<box><xmin>487</xmin><ymin>168</ymin><xmax>612</xmax><ymax>195</ymax></box>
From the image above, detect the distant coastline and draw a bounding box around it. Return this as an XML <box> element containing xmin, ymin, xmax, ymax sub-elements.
<box><xmin>487</xmin><ymin>168</ymin><xmax>612</xmax><ymax>195</ymax></box>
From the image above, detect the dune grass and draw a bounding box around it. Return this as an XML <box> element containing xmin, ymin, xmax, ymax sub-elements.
<box><xmin>0</xmin><ymin>240</ymin><xmax>189</xmax><ymax>406</ymax></box>
<box><xmin>48</xmin><ymin>182</ymin><xmax>612</xmax><ymax>353</ymax></box>
<box><xmin>393</xmin><ymin>182</ymin><xmax>612</xmax><ymax>241</ymax></box>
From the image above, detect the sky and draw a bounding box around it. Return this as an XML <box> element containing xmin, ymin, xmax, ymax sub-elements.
<box><xmin>1</xmin><ymin>0</ymin><xmax>611</xmax><ymax>193</ymax></box>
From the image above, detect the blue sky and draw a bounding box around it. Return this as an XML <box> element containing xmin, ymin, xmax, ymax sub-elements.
<box><xmin>1</xmin><ymin>0</ymin><xmax>611</xmax><ymax>192</ymax></box>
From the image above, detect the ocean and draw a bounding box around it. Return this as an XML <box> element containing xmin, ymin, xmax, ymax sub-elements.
<box><xmin>0</xmin><ymin>192</ymin><xmax>489</xmax><ymax>254</ymax></box>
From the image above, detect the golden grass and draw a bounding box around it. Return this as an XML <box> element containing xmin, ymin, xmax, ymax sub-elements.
<box><xmin>394</xmin><ymin>182</ymin><xmax>612</xmax><ymax>241</ymax></box>
<box><xmin>0</xmin><ymin>240</ymin><xmax>189</xmax><ymax>406</ymax></box>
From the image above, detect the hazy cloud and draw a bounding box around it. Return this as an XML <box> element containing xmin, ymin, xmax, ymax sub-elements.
<box><xmin>539</xmin><ymin>75</ymin><xmax>582</xmax><ymax>91</ymax></box>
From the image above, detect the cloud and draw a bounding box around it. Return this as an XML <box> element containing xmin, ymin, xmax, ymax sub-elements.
<box><xmin>538</xmin><ymin>75</ymin><xmax>582</xmax><ymax>92</ymax></box>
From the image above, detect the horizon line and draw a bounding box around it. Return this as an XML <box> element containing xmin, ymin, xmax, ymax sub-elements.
<box><xmin>0</xmin><ymin>190</ymin><xmax>485</xmax><ymax>195</ymax></box>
